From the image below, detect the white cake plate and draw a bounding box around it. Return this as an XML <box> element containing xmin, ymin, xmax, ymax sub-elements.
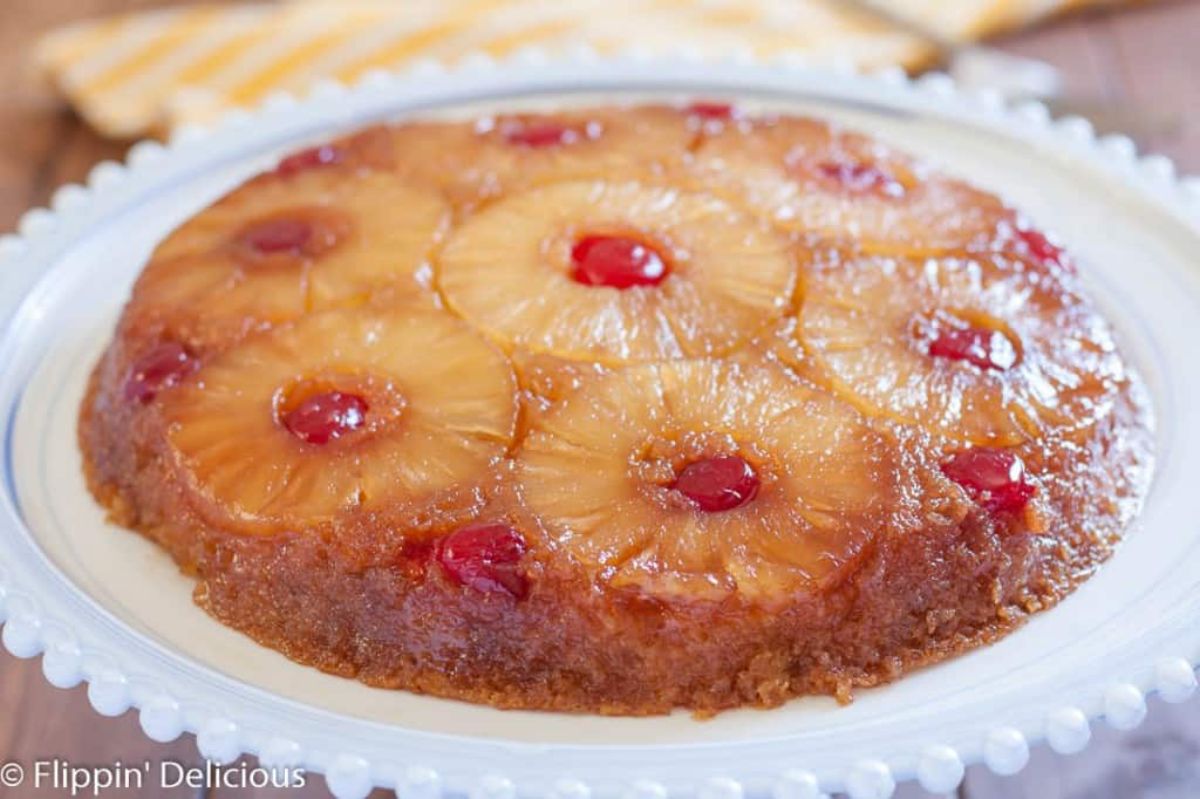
<box><xmin>1</xmin><ymin>55</ymin><xmax>1199</xmax><ymax>799</ymax></box>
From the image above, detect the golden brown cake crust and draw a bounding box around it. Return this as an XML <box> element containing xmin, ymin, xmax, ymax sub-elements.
<box><xmin>79</xmin><ymin>104</ymin><xmax>1154</xmax><ymax>715</ymax></box>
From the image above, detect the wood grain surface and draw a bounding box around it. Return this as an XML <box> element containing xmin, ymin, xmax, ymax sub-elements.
<box><xmin>1</xmin><ymin>1</ymin><xmax>1198</xmax><ymax>797</ymax></box>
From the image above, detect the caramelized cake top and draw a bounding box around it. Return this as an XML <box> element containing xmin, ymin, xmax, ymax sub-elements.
<box><xmin>96</xmin><ymin>103</ymin><xmax>1152</xmax><ymax>606</ymax></box>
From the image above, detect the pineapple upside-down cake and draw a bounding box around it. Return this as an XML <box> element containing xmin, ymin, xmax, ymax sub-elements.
<box><xmin>80</xmin><ymin>103</ymin><xmax>1154</xmax><ymax>715</ymax></box>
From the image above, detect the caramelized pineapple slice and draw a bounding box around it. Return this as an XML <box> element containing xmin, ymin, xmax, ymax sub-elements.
<box><xmin>129</xmin><ymin>168</ymin><xmax>448</xmax><ymax>353</ymax></box>
<box><xmin>692</xmin><ymin>115</ymin><xmax>1010</xmax><ymax>254</ymax></box>
<box><xmin>386</xmin><ymin>105</ymin><xmax>696</xmax><ymax>207</ymax></box>
<box><xmin>438</xmin><ymin>180</ymin><xmax>796</xmax><ymax>364</ymax></box>
<box><xmin>161</xmin><ymin>308</ymin><xmax>516</xmax><ymax>532</ymax></box>
<box><xmin>795</xmin><ymin>253</ymin><xmax>1126</xmax><ymax>445</ymax></box>
<box><xmin>517</xmin><ymin>359</ymin><xmax>897</xmax><ymax>602</ymax></box>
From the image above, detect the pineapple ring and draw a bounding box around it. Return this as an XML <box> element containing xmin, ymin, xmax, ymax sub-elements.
<box><xmin>162</xmin><ymin>308</ymin><xmax>516</xmax><ymax>532</ymax></box>
<box><xmin>129</xmin><ymin>169</ymin><xmax>449</xmax><ymax>352</ymax></box>
<box><xmin>516</xmin><ymin>359</ymin><xmax>896</xmax><ymax>601</ymax></box>
<box><xmin>797</xmin><ymin>254</ymin><xmax>1126</xmax><ymax>446</ymax></box>
<box><xmin>384</xmin><ymin>106</ymin><xmax>696</xmax><ymax>208</ymax></box>
<box><xmin>692</xmin><ymin>116</ymin><xmax>1010</xmax><ymax>255</ymax></box>
<box><xmin>437</xmin><ymin>181</ymin><xmax>797</xmax><ymax>364</ymax></box>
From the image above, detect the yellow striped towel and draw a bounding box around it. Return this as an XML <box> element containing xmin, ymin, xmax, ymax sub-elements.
<box><xmin>35</xmin><ymin>0</ymin><xmax>1126</xmax><ymax>139</ymax></box>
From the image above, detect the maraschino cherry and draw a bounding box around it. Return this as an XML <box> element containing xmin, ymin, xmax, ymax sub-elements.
<box><xmin>1015</xmin><ymin>226</ymin><xmax>1074</xmax><ymax>273</ymax></box>
<box><xmin>816</xmin><ymin>159</ymin><xmax>904</xmax><ymax>197</ymax></box>
<box><xmin>275</xmin><ymin>144</ymin><xmax>343</xmax><ymax>177</ymax></box>
<box><xmin>686</xmin><ymin>102</ymin><xmax>736</xmax><ymax>120</ymax></box>
<box><xmin>436</xmin><ymin>522</ymin><xmax>529</xmax><ymax>598</ymax></box>
<box><xmin>124</xmin><ymin>342</ymin><xmax>195</xmax><ymax>403</ymax></box>
<box><xmin>929</xmin><ymin>326</ymin><xmax>1019</xmax><ymax>371</ymax></box>
<box><xmin>504</xmin><ymin>122</ymin><xmax>578</xmax><ymax>148</ymax></box>
<box><xmin>571</xmin><ymin>235</ymin><xmax>668</xmax><ymax>289</ymax></box>
<box><xmin>942</xmin><ymin>448</ymin><xmax>1035</xmax><ymax>514</ymax></box>
<box><xmin>282</xmin><ymin>390</ymin><xmax>368</xmax><ymax>445</ymax></box>
<box><xmin>672</xmin><ymin>455</ymin><xmax>760</xmax><ymax>512</ymax></box>
<box><xmin>238</xmin><ymin>218</ymin><xmax>314</xmax><ymax>255</ymax></box>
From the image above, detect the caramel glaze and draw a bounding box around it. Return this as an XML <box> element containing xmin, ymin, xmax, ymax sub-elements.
<box><xmin>79</xmin><ymin>105</ymin><xmax>1155</xmax><ymax>715</ymax></box>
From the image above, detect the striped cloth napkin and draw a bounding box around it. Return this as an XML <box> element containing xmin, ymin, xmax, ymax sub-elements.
<box><xmin>35</xmin><ymin>0</ymin><xmax>1122</xmax><ymax>139</ymax></box>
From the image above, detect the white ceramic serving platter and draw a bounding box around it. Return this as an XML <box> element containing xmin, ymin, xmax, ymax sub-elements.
<box><xmin>1</xmin><ymin>56</ymin><xmax>1200</xmax><ymax>799</ymax></box>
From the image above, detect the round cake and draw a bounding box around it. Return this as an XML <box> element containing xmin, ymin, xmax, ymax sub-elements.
<box><xmin>79</xmin><ymin>103</ymin><xmax>1154</xmax><ymax>715</ymax></box>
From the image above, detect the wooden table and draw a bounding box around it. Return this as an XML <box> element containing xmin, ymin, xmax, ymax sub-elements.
<box><xmin>1</xmin><ymin>2</ymin><xmax>1198</xmax><ymax>797</ymax></box>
